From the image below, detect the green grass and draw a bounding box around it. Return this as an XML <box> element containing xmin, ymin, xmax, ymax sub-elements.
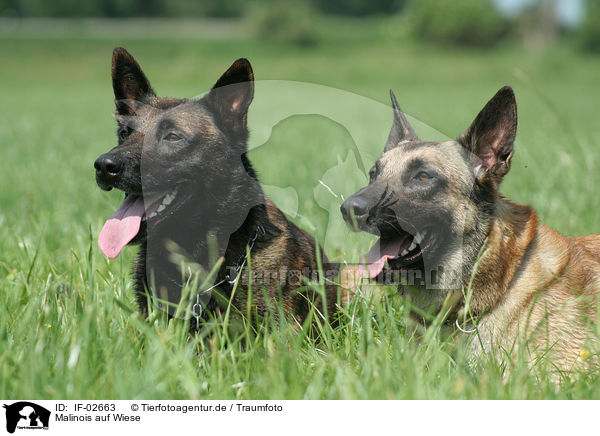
<box><xmin>1</xmin><ymin>18</ymin><xmax>600</xmax><ymax>399</ymax></box>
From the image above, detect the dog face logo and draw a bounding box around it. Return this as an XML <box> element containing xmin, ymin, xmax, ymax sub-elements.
<box><xmin>3</xmin><ymin>402</ymin><xmax>50</xmax><ymax>433</ymax></box>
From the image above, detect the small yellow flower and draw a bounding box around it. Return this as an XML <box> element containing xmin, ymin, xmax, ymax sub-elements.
<box><xmin>579</xmin><ymin>350</ymin><xmax>591</xmax><ymax>360</ymax></box>
<box><xmin>453</xmin><ymin>377</ymin><xmax>466</xmax><ymax>394</ymax></box>
<box><xmin>44</xmin><ymin>324</ymin><xmax>52</xmax><ymax>329</ymax></box>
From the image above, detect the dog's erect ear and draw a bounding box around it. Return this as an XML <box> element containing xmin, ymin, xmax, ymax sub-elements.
<box><xmin>205</xmin><ymin>58</ymin><xmax>254</xmax><ymax>137</ymax></box>
<box><xmin>384</xmin><ymin>89</ymin><xmax>419</xmax><ymax>152</ymax></box>
<box><xmin>458</xmin><ymin>86</ymin><xmax>517</xmax><ymax>180</ymax></box>
<box><xmin>112</xmin><ymin>47</ymin><xmax>155</xmax><ymax>115</ymax></box>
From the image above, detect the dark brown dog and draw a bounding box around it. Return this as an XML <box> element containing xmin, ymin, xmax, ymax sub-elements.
<box><xmin>342</xmin><ymin>87</ymin><xmax>600</xmax><ymax>371</ymax></box>
<box><xmin>94</xmin><ymin>48</ymin><xmax>351</xmax><ymax>328</ymax></box>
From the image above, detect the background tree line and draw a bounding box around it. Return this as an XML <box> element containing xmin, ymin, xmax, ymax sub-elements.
<box><xmin>0</xmin><ymin>0</ymin><xmax>598</xmax><ymax>52</ymax></box>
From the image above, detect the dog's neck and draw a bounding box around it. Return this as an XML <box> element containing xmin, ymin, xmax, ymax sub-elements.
<box><xmin>220</xmin><ymin>202</ymin><xmax>274</xmax><ymax>271</ymax></box>
<box><xmin>466</xmin><ymin>195</ymin><xmax>539</xmax><ymax>316</ymax></box>
<box><xmin>144</xmin><ymin>160</ymin><xmax>268</xmax><ymax>273</ymax></box>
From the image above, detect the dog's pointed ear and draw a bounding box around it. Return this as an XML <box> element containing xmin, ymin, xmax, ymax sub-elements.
<box><xmin>112</xmin><ymin>47</ymin><xmax>155</xmax><ymax>115</ymax></box>
<box><xmin>459</xmin><ymin>86</ymin><xmax>517</xmax><ymax>180</ymax></box>
<box><xmin>384</xmin><ymin>90</ymin><xmax>419</xmax><ymax>152</ymax></box>
<box><xmin>205</xmin><ymin>58</ymin><xmax>254</xmax><ymax>137</ymax></box>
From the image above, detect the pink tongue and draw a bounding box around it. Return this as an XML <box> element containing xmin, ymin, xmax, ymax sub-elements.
<box><xmin>98</xmin><ymin>195</ymin><xmax>145</xmax><ymax>259</ymax></box>
<box><xmin>359</xmin><ymin>237</ymin><xmax>406</xmax><ymax>279</ymax></box>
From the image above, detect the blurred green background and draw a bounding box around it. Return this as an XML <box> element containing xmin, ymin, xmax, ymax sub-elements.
<box><xmin>1</xmin><ymin>0</ymin><xmax>598</xmax><ymax>260</ymax></box>
<box><xmin>0</xmin><ymin>0</ymin><xmax>598</xmax><ymax>51</ymax></box>
<box><xmin>1</xmin><ymin>0</ymin><xmax>600</xmax><ymax>399</ymax></box>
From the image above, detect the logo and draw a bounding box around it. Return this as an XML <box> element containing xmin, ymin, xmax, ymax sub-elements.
<box><xmin>2</xmin><ymin>402</ymin><xmax>50</xmax><ymax>433</ymax></box>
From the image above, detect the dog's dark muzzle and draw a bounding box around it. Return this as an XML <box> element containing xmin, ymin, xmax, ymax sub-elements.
<box><xmin>341</xmin><ymin>184</ymin><xmax>386</xmax><ymax>232</ymax></box>
<box><xmin>341</xmin><ymin>195</ymin><xmax>369</xmax><ymax>229</ymax></box>
<box><xmin>94</xmin><ymin>153</ymin><xmax>124</xmax><ymax>191</ymax></box>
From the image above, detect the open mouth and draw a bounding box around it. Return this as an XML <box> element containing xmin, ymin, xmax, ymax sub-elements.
<box><xmin>360</xmin><ymin>229</ymin><xmax>434</xmax><ymax>279</ymax></box>
<box><xmin>98</xmin><ymin>187</ymin><xmax>179</xmax><ymax>259</ymax></box>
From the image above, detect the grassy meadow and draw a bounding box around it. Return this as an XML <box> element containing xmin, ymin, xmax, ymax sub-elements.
<box><xmin>1</xmin><ymin>18</ymin><xmax>600</xmax><ymax>399</ymax></box>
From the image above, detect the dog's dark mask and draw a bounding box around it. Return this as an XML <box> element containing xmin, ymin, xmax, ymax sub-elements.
<box><xmin>94</xmin><ymin>48</ymin><xmax>257</xmax><ymax>259</ymax></box>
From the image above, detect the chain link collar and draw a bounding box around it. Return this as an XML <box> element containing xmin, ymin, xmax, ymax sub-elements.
<box><xmin>192</xmin><ymin>225</ymin><xmax>266</xmax><ymax>330</ymax></box>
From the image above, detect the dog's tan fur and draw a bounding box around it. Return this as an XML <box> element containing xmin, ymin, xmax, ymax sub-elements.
<box><xmin>465</xmin><ymin>197</ymin><xmax>600</xmax><ymax>370</ymax></box>
<box><xmin>342</xmin><ymin>86</ymin><xmax>600</xmax><ymax>372</ymax></box>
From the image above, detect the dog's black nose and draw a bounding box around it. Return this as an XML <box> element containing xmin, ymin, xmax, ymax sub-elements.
<box><xmin>341</xmin><ymin>196</ymin><xmax>369</xmax><ymax>228</ymax></box>
<box><xmin>94</xmin><ymin>153</ymin><xmax>123</xmax><ymax>190</ymax></box>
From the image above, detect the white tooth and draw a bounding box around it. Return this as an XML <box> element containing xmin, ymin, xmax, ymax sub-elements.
<box><xmin>149</xmin><ymin>212</ymin><xmax>157</xmax><ymax>218</ymax></box>
<box><xmin>409</xmin><ymin>241</ymin><xmax>417</xmax><ymax>251</ymax></box>
<box><xmin>401</xmin><ymin>249</ymin><xmax>408</xmax><ymax>256</ymax></box>
<box><xmin>157</xmin><ymin>204</ymin><xmax>166</xmax><ymax>212</ymax></box>
<box><xmin>415</xmin><ymin>232</ymin><xmax>423</xmax><ymax>244</ymax></box>
<box><xmin>160</xmin><ymin>189</ymin><xmax>177</xmax><ymax>206</ymax></box>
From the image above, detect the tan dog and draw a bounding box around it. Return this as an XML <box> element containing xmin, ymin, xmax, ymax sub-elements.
<box><xmin>341</xmin><ymin>86</ymin><xmax>600</xmax><ymax>372</ymax></box>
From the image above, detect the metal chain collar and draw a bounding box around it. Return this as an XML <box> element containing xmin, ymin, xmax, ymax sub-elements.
<box><xmin>192</xmin><ymin>225</ymin><xmax>266</xmax><ymax>329</ymax></box>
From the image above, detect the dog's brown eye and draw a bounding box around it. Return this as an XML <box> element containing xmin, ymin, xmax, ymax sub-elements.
<box><xmin>164</xmin><ymin>133</ymin><xmax>181</xmax><ymax>142</ymax></box>
<box><xmin>416</xmin><ymin>171</ymin><xmax>430</xmax><ymax>181</ymax></box>
<box><xmin>118</xmin><ymin>128</ymin><xmax>130</xmax><ymax>141</ymax></box>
